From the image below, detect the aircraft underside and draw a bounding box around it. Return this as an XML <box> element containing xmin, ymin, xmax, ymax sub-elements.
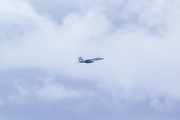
<box><xmin>84</xmin><ymin>60</ymin><xmax>94</xmax><ymax>63</ymax></box>
<box><xmin>78</xmin><ymin>57</ymin><xmax>103</xmax><ymax>63</ymax></box>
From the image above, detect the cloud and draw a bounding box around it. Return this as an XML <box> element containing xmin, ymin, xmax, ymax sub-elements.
<box><xmin>7</xmin><ymin>77</ymin><xmax>92</xmax><ymax>103</ymax></box>
<box><xmin>0</xmin><ymin>0</ymin><xmax>180</xmax><ymax>117</ymax></box>
<box><xmin>36</xmin><ymin>80</ymin><xmax>81</xmax><ymax>100</ymax></box>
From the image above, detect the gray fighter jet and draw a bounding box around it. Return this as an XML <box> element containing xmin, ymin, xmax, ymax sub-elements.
<box><xmin>78</xmin><ymin>57</ymin><xmax>104</xmax><ymax>63</ymax></box>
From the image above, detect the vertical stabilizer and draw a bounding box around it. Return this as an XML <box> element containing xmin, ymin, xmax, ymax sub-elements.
<box><xmin>78</xmin><ymin>57</ymin><xmax>84</xmax><ymax>63</ymax></box>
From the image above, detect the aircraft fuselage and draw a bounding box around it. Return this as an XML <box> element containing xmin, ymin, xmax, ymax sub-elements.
<box><xmin>78</xmin><ymin>57</ymin><xmax>104</xmax><ymax>63</ymax></box>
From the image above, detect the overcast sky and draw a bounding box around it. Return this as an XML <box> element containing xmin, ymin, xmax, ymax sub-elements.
<box><xmin>0</xmin><ymin>0</ymin><xmax>180</xmax><ymax>120</ymax></box>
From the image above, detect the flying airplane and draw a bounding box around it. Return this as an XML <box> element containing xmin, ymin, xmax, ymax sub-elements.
<box><xmin>78</xmin><ymin>57</ymin><xmax>104</xmax><ymax>63</ymax></box>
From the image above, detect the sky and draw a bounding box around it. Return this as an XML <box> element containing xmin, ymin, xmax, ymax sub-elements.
<box><xmin>0</xmin><ymin>0</ymin><xmax>180</xmax><ymax>120</ymax></box>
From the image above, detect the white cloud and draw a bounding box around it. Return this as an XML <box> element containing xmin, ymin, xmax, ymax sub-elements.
<box><xmin>7</xmin><ymin>77</ymin><xmax>91</xmax><ymax>102</ymax></box>
<box><xmin>35</xmin><ymin>78</ymin><xmax>84</xmax><ymax>100</ymax></box>
<box><xmin>0</xmin><ymin>0</ymin><xmax>180</xmax><ymax>112</ymax></box>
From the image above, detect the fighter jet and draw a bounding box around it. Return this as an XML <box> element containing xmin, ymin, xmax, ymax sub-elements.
<box><xmin>78</xmin><ymin>57</ymin><xmax>104</xmax><ymax>63</ymax></box>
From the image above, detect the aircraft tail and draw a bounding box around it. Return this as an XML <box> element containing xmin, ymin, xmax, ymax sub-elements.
<box><xmin>78</xmin><ymin>57</ymin><xmax>84</xmax><ymax>63</ymax></box>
